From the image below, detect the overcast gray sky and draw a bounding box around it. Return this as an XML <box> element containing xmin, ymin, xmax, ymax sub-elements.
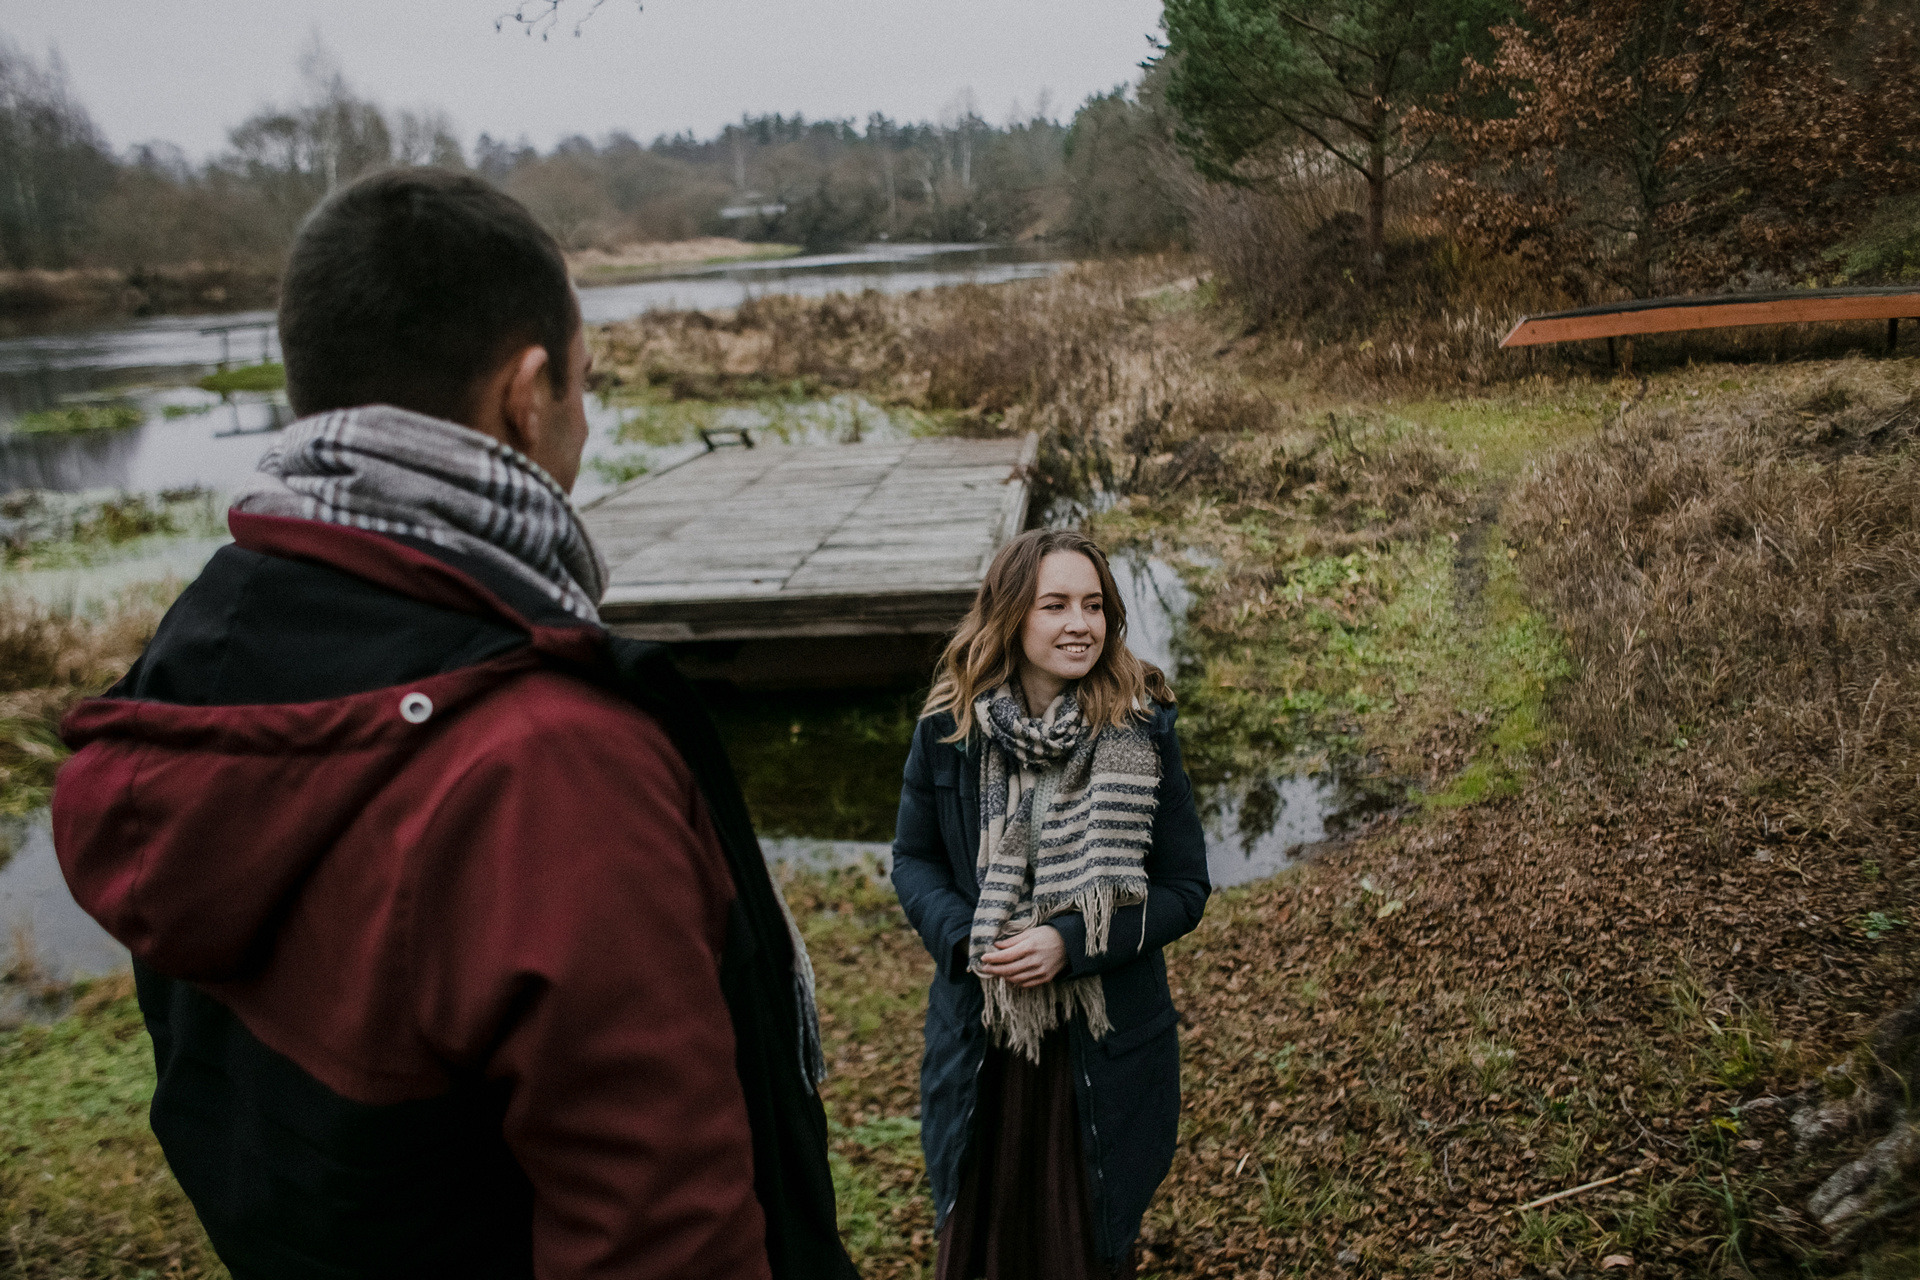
<box><xmin>1</xmin><ymin>0</ymin><xmax>1166</xmax><ymax>158</ymax></box>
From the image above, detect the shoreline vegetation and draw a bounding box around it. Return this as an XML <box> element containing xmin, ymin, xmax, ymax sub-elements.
<box><xmin>5</xmin><ymin>261</ymin><xmax>1920</xmax><ymax>1278</ymax></box>
<box><xmin>0</xmin><ymin>263</ymin><xmax>282</xmax><ymax>330</ymax></box>
<box><xmin>567</xmin><ymin>237</ymin><xmax>803</xmax><ymax>285</ymax></box>
<box><xmin>0</xmin><ymin>239</ymin><xmax>809</xmax><ymax>331</ymax></box>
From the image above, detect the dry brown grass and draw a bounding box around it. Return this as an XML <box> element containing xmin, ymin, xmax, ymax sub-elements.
<box><xmin>592</xmin><ymin>258</ymin><xmax>1186</xmax><ymax>411</ymax></box>
<box><xmin>1510</xmin><ymin>361</ymin><xmax>1920</xmax><ymax>840</ymax></box>
<box><xmin>0</xmin><ymin>586</ymin><xmax>174</xmax><ymax>816</ymax></box>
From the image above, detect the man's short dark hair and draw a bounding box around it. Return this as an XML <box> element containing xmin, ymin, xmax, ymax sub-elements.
<box><xmin>278</xmin><ymin>168</ymin><xmax>577</xmax><ymax>422</ymax></box>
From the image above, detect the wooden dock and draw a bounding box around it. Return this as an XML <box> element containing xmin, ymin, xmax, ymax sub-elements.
<box><xmin>582</xmin><ymin>434</ymin><xmax>1037</xmax><ymax>652</ymax></box>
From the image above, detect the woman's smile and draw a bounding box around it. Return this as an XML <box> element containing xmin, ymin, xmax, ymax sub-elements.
<box><xmin>1019</xmin><ymin>550</ymin><xmax>1108</xmax><ymax>709</ymax></box>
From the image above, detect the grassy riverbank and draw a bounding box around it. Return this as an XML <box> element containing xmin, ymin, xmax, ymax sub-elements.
<box><xmin>5</xmin><ymin>262</ymin><xmax>1918</xmax><ymax>1277</ymax></box>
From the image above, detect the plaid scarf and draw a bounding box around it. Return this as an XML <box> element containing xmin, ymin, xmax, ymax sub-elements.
<box><xmin>237</xmin><ymin>405</ymin><xmax>608</xmax><ymax>623</ymax></box>
<box><xmin>972</xmin><ymin>684</ymin><xmax>1159</xmax><ymax>1062</ymax></box>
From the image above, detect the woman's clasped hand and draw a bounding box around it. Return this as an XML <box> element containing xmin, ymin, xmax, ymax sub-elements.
<box><xmin>975</xmin><ymin>925</ymin><xmax>1066</xmax><ymax>988</ymax></box>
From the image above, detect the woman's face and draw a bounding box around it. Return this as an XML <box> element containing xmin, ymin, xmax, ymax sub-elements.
<box><xmin>1018</xmin><ymin>550</ymin><xmax>1107</xmax><ymax>694</ymax></box>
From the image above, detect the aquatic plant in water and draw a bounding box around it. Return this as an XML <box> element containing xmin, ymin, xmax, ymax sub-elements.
<box><xmin>10</xmin><ymin>403</ymin><xmax>144</xmax><ymax>436</ymax></box>
<box><xmin>196</xmin><ymin>361</ymin><xmax>285</xmax><ymax>395</ymax></box>
<box><xmin>1</xmin><ymin>488</ymin><xmax>217</xmax><ymax>566</ymax></box>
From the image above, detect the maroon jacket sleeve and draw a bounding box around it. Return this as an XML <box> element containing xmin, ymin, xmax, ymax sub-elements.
<box><xmin>407</xmin><ymin>675</ymin><xmax>771</xmax><ymax>1280</ymax></box>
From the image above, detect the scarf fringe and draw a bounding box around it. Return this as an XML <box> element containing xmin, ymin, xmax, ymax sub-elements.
<box><xmin>981</xmin><ymin>971</ymin><xmax>1113</xmax><ymax>1064</ymax></box>
<box><xmin>1040</xmin><ymin>881</ymin><xmax>1121</xmax><ymax>958</ymax></box>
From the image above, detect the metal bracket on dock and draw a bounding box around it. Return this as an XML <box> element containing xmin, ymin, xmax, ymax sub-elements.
<box><xmin>699</xmin><ymin>427</ymin><xmax>754</xmax><ymax>451</ymax></box>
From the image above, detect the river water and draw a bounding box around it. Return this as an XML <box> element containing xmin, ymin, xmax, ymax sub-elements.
<box><xmin>0</xmin><ymin>242</ymin><xmax>1060</xmax><ymax>500</ymax></box>
<box><xmin>0</xmin><ymin>241</ymin><xmax>1386</xmax><ymax>1011</ymax></box>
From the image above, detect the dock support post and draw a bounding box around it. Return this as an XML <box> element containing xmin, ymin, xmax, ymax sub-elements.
<box><xmin>1607</xmin><ymin>336</ymin><xmax>1616</xmax><ymax>368</ymax></box>
<box><xmin>1891</xmin><ymin>318</ymin><xmax>1901</xmax><ymax>354</ymax></box>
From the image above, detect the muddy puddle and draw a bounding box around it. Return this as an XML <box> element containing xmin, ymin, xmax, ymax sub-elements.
<box><xmin>1107</xmin><ymin>550</ymin><xmax>1399</xmax><ymax>887</ymax></box>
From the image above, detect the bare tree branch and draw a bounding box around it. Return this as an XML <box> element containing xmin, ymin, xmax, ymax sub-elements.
<box><xmin>495</xmin><ymin>0</ymin><xmax>636</xmax><ymax>41</ymax></box>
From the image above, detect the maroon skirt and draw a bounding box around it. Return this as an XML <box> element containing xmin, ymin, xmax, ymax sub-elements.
<box><xmin>935</xmin><ymin>1028</ymin><xmax>1136</xmax><ymax>1280</ymax></box>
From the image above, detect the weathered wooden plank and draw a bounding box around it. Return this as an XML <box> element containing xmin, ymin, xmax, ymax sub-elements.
<box><xmin>585</xmin><ymin>434</ymin><xmax>1033</xmax><ymax>639</ymax></box>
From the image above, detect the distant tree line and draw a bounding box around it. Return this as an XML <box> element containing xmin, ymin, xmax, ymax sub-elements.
<box><xmin>0</xmin><ymin>39</ymin><xmax>1185</xmax><ymax>281</ymax></box>
<box><xmin>6</xmin><ymin>0</ymin><xmax>1916</xmax><ymax>319</ymax></box>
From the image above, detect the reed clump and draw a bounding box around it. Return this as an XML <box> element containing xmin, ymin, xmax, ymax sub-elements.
<box><xmin>0</xmin><ymin>588</ymin><xmax>172</xmax><ymax>815</ymax></box>
<box><xmin>593</xmin><ymin>257</ymin><xmax>1186</xmax><ymax>415</ymax></box>
<box><xmin>1511</xmin><ymin>361</ymin><xmax>1920</xmax><ymax>838</ymax></box>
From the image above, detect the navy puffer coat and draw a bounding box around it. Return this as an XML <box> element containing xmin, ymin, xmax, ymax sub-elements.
<box><xmin>890</xmin><ymin>703</ymin><xmax>1210</xmax><ymax>1266</ymax></box>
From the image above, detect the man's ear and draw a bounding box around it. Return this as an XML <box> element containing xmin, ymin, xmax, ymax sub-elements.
<box><xmin>498</xmin><ymin>344</ymin><xmax>553</xmax><ymax>456</ymax></box>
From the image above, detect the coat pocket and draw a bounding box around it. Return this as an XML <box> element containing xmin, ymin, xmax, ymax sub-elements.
<box><xmin>1098</xmin><ymin>1002</ymin><xmax>1179</xmax><ymax>1058</ymax></box>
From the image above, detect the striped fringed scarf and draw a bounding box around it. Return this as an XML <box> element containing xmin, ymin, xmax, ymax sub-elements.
<box><xmin>971</xmin><ymin>684</ymin><xmax>1159</xmax><ymax>1063</ymax></box>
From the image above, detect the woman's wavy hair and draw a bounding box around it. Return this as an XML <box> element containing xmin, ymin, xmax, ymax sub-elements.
<box><xmin>924</xmin><ymin>528</ymin><xmax>1174</xmax><ymax>741</ymax></box>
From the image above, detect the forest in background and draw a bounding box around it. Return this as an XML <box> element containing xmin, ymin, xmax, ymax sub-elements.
<box><xmin>5</xmin><ymin>0</ymin><xmax>1919</xmax><ymax>328</ymax></box>
<box><xmin>0</xmin><ymin>34</ymin><xmax>1183</xmax><ymax>317</ymax></box>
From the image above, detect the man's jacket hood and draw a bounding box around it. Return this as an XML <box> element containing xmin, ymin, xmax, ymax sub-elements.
<box><xmin>57</xmin><ymin>648</ymin><xmax>539</xmax><ymax>980</ymax></box>
<box><xmin>55</xmin><ymin>510</ymin><xmax>596</xmax><ymax>983</ymax></box>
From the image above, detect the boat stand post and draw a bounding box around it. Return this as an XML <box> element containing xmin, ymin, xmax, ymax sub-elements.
<box><xmin>1891</xmin><ymin>318</ymin><xmax>1901</xmax><ymax>355</ymax></box>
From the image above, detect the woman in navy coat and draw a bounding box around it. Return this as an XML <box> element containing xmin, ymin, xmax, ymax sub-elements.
<box><xmin>891</xmin><ymin>528</ymin><xmax>1210</xmax><ymax>1279</ymax></box>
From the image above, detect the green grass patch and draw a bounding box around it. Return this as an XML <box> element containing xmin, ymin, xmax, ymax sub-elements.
<box><xmin>1388</xmin><ymin>390</ymin><xmax>1607</xmax><ymax>480</ymax></box>
<box><xmin>0</xmin><ymin>983</ymin><xmax>226</xmax><ymax>1278</ymax></box>
<box><xmin>196</xmin><ymin>362</ymin><xmax>284</xmax><ymax>395</ymax></box>
<box><xmin>0</xmin><ymin>718</ymin><xmax>68</xmax><ymax>818</ymax></box>
<box><xmin>3</xmin><ymin>490</ymin><xmax>223</xmax><ymax>570</ymax></box>
<box><xmin>1417</xmin><ymin>538</ymin><xmax>1572</xmax><ymax>807</ymax></box>
<box><xmin>11</xmin><ymin>403</ymin><xmax>144</xmax><ymax>435</ymax></box>
<box><xmin>607</xmin><ymin>390</ymin><xmax>946</xmax><ymax>448</ymax></box>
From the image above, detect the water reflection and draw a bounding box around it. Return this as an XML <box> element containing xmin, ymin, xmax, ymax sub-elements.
<box><xmin>761</xmin><ymin>838</ymin><xmax>894</xmax><ymax>876</ymax></box>
<box><xmin>0</xmin><ymin>813</ymin><xmax>128</xmax><ymax>1027</ymax></box>
<box><xmin>0</xmin><ymin>420</ymin><xmax>145</xmax><ymax>490</ymax></box>
<box><xmin>1112</xmin><ymin>551</ymin><xmax>1191</xmax><ymax>674</ymax></box>
<box><xmin>1104</xmin><ymin>548</ymin><xmax>1397</xmax><ymax>887</ymax></box>
<box><xmin>576</xmin><ymin>242</ymin><xmax>1062</xmax><ymax>325</ymax></box>
<box><xmin>0</xmin><ymin>387</ymin><xmax>293</xmax><ymax>496</ymax></box>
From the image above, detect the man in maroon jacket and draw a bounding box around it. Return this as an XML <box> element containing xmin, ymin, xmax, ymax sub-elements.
<box><xmin>52</xmin><ymin>168</ymin><xmax>855</xmax><ymax>1280</ymax></box>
